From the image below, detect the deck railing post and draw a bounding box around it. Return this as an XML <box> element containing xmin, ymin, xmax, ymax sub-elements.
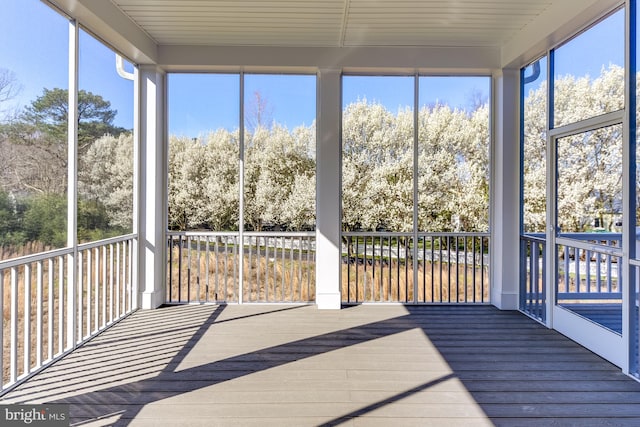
<box><xmin>24</xmin><ymin>264</ymin><xmax>31</xmax><ymax>375</ymax></box>
<box><xmin>10</xmin><ymin>267</ymin><xmax>18</xmax><ymax>383</ymax></box>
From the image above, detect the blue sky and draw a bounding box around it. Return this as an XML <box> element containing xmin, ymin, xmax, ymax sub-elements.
<box><xmin>1</xmin><ymin>0</ymin><xmax>134</xmax><ymax>129</ymax></box>
<box><xmin>169</xmin><ymin>74</ymin><xmax>491</xmax><ymax>137</ymax></box>
<box><xmin>168</xmin><ymin>73</ymin><xmax>318</xmax><ymax>137</ymax></box>
<box><xmin>1</xmin><ymin>1</ymin><xmax>68</xmax><ymax>116</ymax></box>
<box><xmin>554</xmin><ymin>8</ymin><xmax>624</xmax><ymax>79</ymax></box>
<box><xmin>0</xmin><ymin>1</ymin><xmax>626</xmax><ymax>138</ymax></box>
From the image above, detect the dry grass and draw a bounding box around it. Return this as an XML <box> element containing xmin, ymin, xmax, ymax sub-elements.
<box><xmin>342</xmin><ymin>260</ymin><xmax>490</xmax><ymax>303</ymax></box>
<box><xmin>166</xmin><ymin>246</ymin><xmax>316</xmax><ymax>303</ymax></box>
<box><xmin>0</xmin><ymin>243</ymin><xmax>53</xmax><ymax>262</ymax></box>
<box><xmin>243</xmin><ymin>256</ymin><xmax>316</xmax><ymax>302</ymax></box>
<box><xmin>167</xmin><ymin>246</ymin><xmax>490</xmax><ymax>304</ymax></box>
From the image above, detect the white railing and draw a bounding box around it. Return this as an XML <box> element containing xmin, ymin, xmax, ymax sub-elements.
<box><xmin>166</xmin><ymin>231</ymin><xmax>316</xmax><ymax>303</ymax></box>
<box><xmin>520</xmin><ymin>232</ymin><xmax>624</xmax><ymax>321</ymax></box>
<box><xmin>0</xmin><ymin>234</ymin><xmax>137</xmax><ymax>396</ymax></box>
<box><xmin>520</xmin><ymin>234</ymin><xmax>546</xmax><ymax>321</ymax></box>
<box><xmin>556</xmin><ymin>233</ymin><xmax>622</xmax><ymax>302</ymax></box>
<box><xmin>342</xmin><ymin>232</ymin><xmax>490</xmax><ymax>303</ymax></box>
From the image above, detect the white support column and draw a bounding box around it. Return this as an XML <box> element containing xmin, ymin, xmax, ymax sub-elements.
<box><xmin>131</xmin><ymin>66</ymin><xmax>141</xmax><ymax>310</ymax></box>
<box><xmin>491</xmin><ymin>69</ymin><xmax>520</xmax><ymax>309</ymax></box>
<box><xmin>315</xmin><ymin>68</ymin><xmax>342</xmax><ymax>309</ymax></box>
<box><xmin>138</xmin><ymin>65</ymin><xmax>167</xmax><ymax>309</ymax></box>
<box><xmin>67</xmin><ymin>19</ymin><xmax>79</xmax><ymax>349</ymax></box>
<box><xmin>623</xmin><ymin>0</ymin><xmax>636</xmax><ymax>375</ymax></box>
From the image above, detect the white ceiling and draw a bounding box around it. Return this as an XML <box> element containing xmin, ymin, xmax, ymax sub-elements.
<box><xmin>109</xmin><ymin>0</ymin><xmax>555</xmax><ymax>48</ymax></box>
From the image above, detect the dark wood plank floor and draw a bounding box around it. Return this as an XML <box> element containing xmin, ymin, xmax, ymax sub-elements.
<box><xmin>2</xmin><ymin>304</ymin><xmax>640</xmax><ymax>426</ymax></box>
<box><xmin>560</xmin><ymin>303</ymin><xmax>623</xmax><ymax>333</ymax></box>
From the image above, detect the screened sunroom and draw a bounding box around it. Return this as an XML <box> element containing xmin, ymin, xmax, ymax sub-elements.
<box><xmin>2</xmin><ymin>0</ymin><xmax>640</xmax><ymax>423</ymax></box>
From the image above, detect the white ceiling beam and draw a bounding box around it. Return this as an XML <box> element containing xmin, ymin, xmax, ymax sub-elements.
<box><xmin>47</xmin><ymin>0</ymin><xmax>158</xmax><ymax>64</ymax></box>
<box><xmin>157</xmin><ymin>45</ymin><xmax>500</xmax><ymax>73</ymax></box>
<box><xmin>501</xmin><ymin>0</ymin><xmax>622</xmax><ymax>68</ymax></box>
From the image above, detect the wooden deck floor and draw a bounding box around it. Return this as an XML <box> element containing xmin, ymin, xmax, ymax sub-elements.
<box><xmin>3</xmin><ymin>304</ymin><xmax>640</xmax><ymax>426</ymax></box>
<box><xmin>560</xmin><ymin>303</ymin><xmax>623</xmax><ymax>333</ymax></box>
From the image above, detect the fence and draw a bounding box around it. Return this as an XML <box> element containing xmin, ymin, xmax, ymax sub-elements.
<box><xmin>556</xmin><ymin>233</ymin><xmax>622</xmax><ymax>303</ymax></box>
<box><xmin>520</xmin><ymin>232</ymin><xmax>623</xmax><ymax>322</ymax></box>
<box><xmin>342</xmin><ymin>232</ymin><xmax>490</xmax><ymax>303</ymax></box>
<box><xmin>166</xmin><ymin>232</ymin><xmax>316</xmax><ymax>303</ymax></box>
<box><xmin>0</xmin><ymin>234</ymin><xmax>137</xmax><ymax>396</ymax></box>
<box><xmin>520</xmin><ymin>234</ymin><xmax>546</xmax><ymax>321</ymax></box>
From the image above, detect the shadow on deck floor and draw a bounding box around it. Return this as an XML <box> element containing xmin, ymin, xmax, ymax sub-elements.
<box><xmin>2</xmin><ymin>304</ymin><xmax>640</xmax><ymax>426</ymax></box>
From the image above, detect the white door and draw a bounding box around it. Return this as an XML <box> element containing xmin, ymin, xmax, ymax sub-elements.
<box><xmin>549</xmin><ymin>118</ymin><xmax>625</xmax><ymax>367</ymax></box>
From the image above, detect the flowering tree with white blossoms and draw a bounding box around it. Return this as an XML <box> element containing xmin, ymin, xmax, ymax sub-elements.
<box><xmin>246</xmin><ymin>123</ymin><xmax>315</xmax><ymax>231</ymax></box>
<box><xmin>342</xmin><ymin>98</ymin><xmax>490</xmax><ymax>233</ymax></box>
<box><xmin>342</xmin><ymin>100</ymin><xmax>414</xmax><ymax>232</ymax></box>
<box><xmin>203</xmin><ymin>129</ymin><xmax>240</xmax><ymax>230</ymax></box>
<box><xmin>167</xmin><ymin>136</ymin><xmax>211</xmax><ymax>230</ymax></box>
<box><xmin>522</xmin><ymin>65</ymin><xmax>625</xmax><ymax>232</ymax></box>
<box><xmin>80</xmin><ymin>133</ymin><xmax>133</xmax><ymax>230</ymax></box>
<box><xmin>417</xmin><ymin>103</ymin><xmax>489</xmax><ymax>232</ymax></box>
<box><xmin>162</xmin><ymin>65</ymin><xmax>629</xmax><ymax>235</ymax></box>
<box><xmin>522</xmin><ymin>78</ymin><xmax>548</xmax><ymax>232</ymax></box>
